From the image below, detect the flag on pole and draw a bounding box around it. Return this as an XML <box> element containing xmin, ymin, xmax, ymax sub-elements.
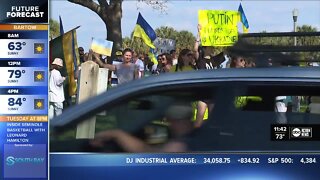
<box><xmin>238</xmin><ymin>3</ymin><xmax>249</xmax><ymax>33</ymax></box>
<box><xmin>50</xmin><ymin>27</ymin><xmax>80</xmax><ymax>96</ymax></box>
<box><xmin>133</xmin><ymin>13</ymin><xmax>157</xmax><ymax>48</ymax></box>
<box><xmin>90</xmin><ymin>38</ymin><xmax>113</xmax><ymax>57</ymax></box>
<box><xmin>59</xmin><ymin>15</ymin><xmax>64</xmax><ymax>35</ymax></box>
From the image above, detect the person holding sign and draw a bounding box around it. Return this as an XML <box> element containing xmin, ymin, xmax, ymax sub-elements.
<box><xmin>93</xmin><ymin>48</ymin><xmax>139</xmax><ymax>85</ymax></box>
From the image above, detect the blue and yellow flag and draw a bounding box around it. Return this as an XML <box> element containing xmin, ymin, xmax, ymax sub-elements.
<box><xmin>91</xmin><ymin>38</ymin><xmax>113</xmax><ymax>57</ymax></box>
<box><xmin>133</xmin><ymin>13</ymin><xmax>157</xmax><ymax>48</ymax></box>
<box><xmin>148</xmin><ymin>48</ymin><xmax>158</xmax><ymax>65</ymax></box>
<box><xmin>50</xmin><ymin>28</ymin><xmax>81</xmax><ymax>96</ymax></box>
<box><xmin>238</xmin><ymin>3</ymin><xmax>249</xmax><ymax>33</ymax></box>
<box><xmin>59</xmin><ymin>15</ymin><xmax>64</xmax><ymax>35</ymax></box>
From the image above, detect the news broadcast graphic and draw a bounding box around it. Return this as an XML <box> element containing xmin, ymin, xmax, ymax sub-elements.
<box><xmin>50</xmin><ymin>153</ymin><xmax>320</xmax><ymax>179</ymax></box>
<box><xmin>0</xmin><ymin>0</ymin><xmax>48</xmax><ymax>179</ymax></box>
<box><xmin>0</xmin><ymin>0</ymin><xmax>48</xmax><ymax>23</ymax></box>
<box><xmin>271</xmin><ymin>124</ymin><xmax>320</xmax><ymax>141</ymax></box>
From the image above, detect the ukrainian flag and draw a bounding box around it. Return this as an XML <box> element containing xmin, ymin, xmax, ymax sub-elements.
<box><xmin>49</xmin><ymin>28</ymin><xmax>81</xmax><ymax>96</ymax></box>
<box><xmin>133</xmin><ymin>13</ymin><xmax>157</xmax><ymax>48</ymax></box>
<box><xmin>238</xmin><ymin>3</ymin><xmax>249</xmax><ymax>33</ymax></box>
<box><xmin>148</xmin><ymin>48</ymin><xmax>158</xmax><ymax>65</ymax></box>
<box><xmin>91</xmin><ymin>38</ymin><xmax>113</xmax><ymax>57</ymax></box>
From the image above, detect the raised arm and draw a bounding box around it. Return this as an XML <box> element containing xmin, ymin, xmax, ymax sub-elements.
<box><xmin>194</xmin><ymin>24</ymin><xmax>201</xmax><ymax>60</ymax></box>
<box><xmin>92</xmin><ymin>52</ymin><xmax>116</xmax><ymax>71</ymax></box>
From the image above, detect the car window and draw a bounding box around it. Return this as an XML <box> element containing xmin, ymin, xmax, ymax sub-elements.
<box><xmin>52</xmin><ymin>81</ymin><xmax>320</xmax><ymax>152</ymax></box>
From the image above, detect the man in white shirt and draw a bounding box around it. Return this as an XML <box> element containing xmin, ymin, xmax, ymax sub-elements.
<box><xmin>170</xmin><ymin>50</ymin><xmax>178</xmax><ymax>66</ymax></box>
<box><xmin>49</xmin><ymin>58</ymin><xmax>66</xmax><ymax>120</ymax></box>
<box><xmin>132</xmin><ymin>51</ymin><xmax>144</xmax><ymax>78</ymax></box>
<box><xmin>275</xmin><ymin>96</ymin><xmax>287</xmax><ymax>124</ymax></box>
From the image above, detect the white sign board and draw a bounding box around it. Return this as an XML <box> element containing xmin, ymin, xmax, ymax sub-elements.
<box><xmin>154</xmin><ymin>38</ymin><xmax>176</xmax><ymax>54</ymax></box>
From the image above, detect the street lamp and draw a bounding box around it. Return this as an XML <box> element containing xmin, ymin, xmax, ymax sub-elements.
<box><xmin>291</xmin><ymin>8</ymin><xmax>300</xmax><ymax>112</ymax></box>
<box><xmin>292</xmin><ymin>9</ymin><xmax>299</xmax><ymax>46</ymax></box>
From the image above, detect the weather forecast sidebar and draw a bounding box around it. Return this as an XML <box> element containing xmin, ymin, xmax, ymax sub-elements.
<box><xmin>0</xmin><ymin>0</ymin><xmax>48</xmax><ymax>179</ymax></box>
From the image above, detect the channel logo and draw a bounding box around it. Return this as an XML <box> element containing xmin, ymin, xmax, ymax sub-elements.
<box><xmin>4</xmin><ymin>144</ymin><xmax>47</xmax><ymax>178</ymax></box>
<box><xmin>290</xmin><ymin>127</ymin><xmax>312</xmax><ymax>138</ymax></box>
<box><xmin>6</xmin><ymin>156</ymin><xmax>45</xmax><ymax>166</ymax></box>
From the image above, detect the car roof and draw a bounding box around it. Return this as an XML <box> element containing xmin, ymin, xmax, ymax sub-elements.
<box><xmin>50</xmin><ymin>67</ymin><xmax>320</xmax><ymax>130</ymax></box>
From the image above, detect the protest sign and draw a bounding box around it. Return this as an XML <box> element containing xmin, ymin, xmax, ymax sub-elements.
<box><xmin>154</xmin><ymin>38</ymin><xmax>176</xmax><ymax>54</ymax></box>
<box><xmin>198</xmin><ymin>10</ymin><xmax>239</xmax><ymax>46</ymax></box>
<box><xmin>91</xmin><ymin>38</ymin><xmax>113</xmax><ymax>56</ymax></box>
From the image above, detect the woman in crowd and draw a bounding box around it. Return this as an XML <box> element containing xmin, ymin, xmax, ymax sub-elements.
<box><xmin>173</xmin><ymin>49</ymin><xmax>197</xmax><ymax>72</ymax></box>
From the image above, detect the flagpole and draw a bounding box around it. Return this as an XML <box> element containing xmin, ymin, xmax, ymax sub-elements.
<box><xmin>54</xmin><ymin>26</ymin><xmax>81</xmax><ymax>39</ymax></box>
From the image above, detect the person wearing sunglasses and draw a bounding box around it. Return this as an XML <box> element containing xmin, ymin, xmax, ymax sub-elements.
<box><xmin>230</xmin><ymin>56</ymin><xmax>246</xmax><ymax>68</ymax></box>
<box><xmin>159</xmin><ymin>53</ymin><xmax>173</xmax><ymax>73</ymax></box>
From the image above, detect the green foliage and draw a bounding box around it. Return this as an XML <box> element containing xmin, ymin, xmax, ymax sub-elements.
<box><xmin>175</xmin><ymin>30</ymin><xmax>196</xmax><ymax>53</ymax></box>
<box><xmin>49</xmin><ymin>18</ymin><xmax>60</xmax><ymax>40</ymax></box>
<box><xmin>122</xmin><ymin>36</ymin><xmax>149</xmax><ymax>54</ymax></box>
<box><xmin>244</xmin><ymin>25</ymin><xmax>319</xmax><ymax>64</ymax></box>
<box><xmin>155</xmin><ymin>26</ymin><xmax>178</xmax><ymax>39</ymax></box>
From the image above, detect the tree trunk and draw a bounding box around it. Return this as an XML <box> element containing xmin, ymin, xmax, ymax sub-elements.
<box><xmin>105</xmin><ymin>8</ymin><xmax>122</xmax><ymax>60</ymax></box>
<box><xmin>104</xmin><ymin>0</ymin><xmax>122</xmax><ymax>60</ymax></box>
<box><xmin>68</xmin><ymin>0</ymin><xmax>123</xmax><ymax>60</ymax></box>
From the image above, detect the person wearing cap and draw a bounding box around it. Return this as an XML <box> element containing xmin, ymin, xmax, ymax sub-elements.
<box><xmin>115</xmin><ymin>50</ymin><xmax>123</xmax><ymax>57</ymax></box>
<box><xmin>90</xmin><ymin>102</ymin><xmax>195</xmax><ymax>152</ymax></box>
<box><xmin>49</xmin><ymin>58</ymin><xmax>66</xmax><ymax>120</ymax></box>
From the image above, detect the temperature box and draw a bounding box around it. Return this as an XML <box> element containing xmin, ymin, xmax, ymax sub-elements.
<box><xmin>0</xmin><ymin>39</ymin><xmax>47</xmax><ymax>58</ymax></box>
<box><xmin>0</xmin><ymin>95</ymin><xmax>47</xmax><ymax>115</ymax></box>
<box><xmin>0</xmin><ymin>67</ymin><xmax>48</xmax><ymax>86</ymax></box>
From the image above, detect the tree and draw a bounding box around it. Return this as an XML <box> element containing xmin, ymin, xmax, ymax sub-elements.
<box><xmin>155</xmin><ymin>26</ymin><xmax>178</xmax><ymax>39</ymax></box>
<box><xmin>297</xmin><ymin>25</ymin><xmax>318</xmax><ymax>46</ymax></box>
<box><xmin>122</xmin><ymin>36</ymin><xmax>149</xmax><ymax>54</ymax></box>
<box><xmin>68</xmin><ymin>0</ymin><xmax>167</xmax><ymax>59</ymax></box>
<box><xmin>175</xmin><ymin>30</ymin><xmax>196</xmax><ymax>52</ymax></box>
<box><xmin>240</xmin><ymin>25</ymin><xmax>319</xmax><ymax>66</ymax></box>
<box><xmin>297</xmin><ymin>25</ymin><xmax>319</xmax><ymax>63</ymax></box>
<box><xmin>49</xmin><ymin>18</ymin><xmax>60</xmax><ymax>40</ymax></box>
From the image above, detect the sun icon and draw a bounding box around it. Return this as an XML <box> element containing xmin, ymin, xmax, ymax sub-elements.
<box><xmin>36</xmin><ymin>45</ymin><xmax>43</xmax><ymax>52</ymax></box>
<box><xmin>34</xmin><ymin>71</ymin><xmax>45</xmax><ymax>82</ymax></box>
<box><xmin>36</xmin><ymin>101</ymin><xmax>43</xmax><ymax>108</ymax></box>
<box><xmin>36</xmin><ymin>73</ymin><xmax>43</xmax><ymax>81</ymax></box>
<box><xmin>34</xmin><ymin>43</ymin><xmax>44</xmax><ymax>54</ymax></box>
<box><xmin>34</xmin><ymin>99</ymin><xmax>44</xmax><ymax>110</ymax></box>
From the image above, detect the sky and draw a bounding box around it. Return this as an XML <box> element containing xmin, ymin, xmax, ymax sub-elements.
<box><xmin>50</xmin><ymin>0</ymin><xmax>320</xmax><ymax>51</ymax></box>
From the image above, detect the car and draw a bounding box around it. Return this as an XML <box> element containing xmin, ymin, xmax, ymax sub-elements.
<box><xmin>50</xmin><ymin>67</ymin><xmax>320</xmax><ymax>152</ymax></box>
